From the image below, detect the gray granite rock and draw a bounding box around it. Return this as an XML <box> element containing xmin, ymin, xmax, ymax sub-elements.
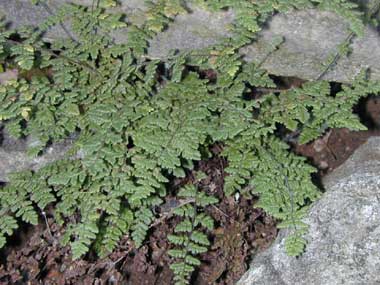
<box><xmin>0</xmin><ymin>0</ymin><xmax>234</xmax><ymax>52</ymax></box>
<box><xmin>0</xmin><ymin>69</ymin><xmax>18</xmax><ymax>84</ymax></box>
<box><xmin>237</xmin><ymin>136</ymin><xmax>380</xmax><ymax>285</ymax></box>
<box><xmin>0</xmin><ymin>0</ymin><xmax>146</xmax><ymax>42</ymax></box>
<box><xmin>241</xmin><ymin>9</ymin><xmax>380</xmax><ymax>82</ymax></box>
<box><xmin>147</xmin><ymin>6</ymin><xmax>235</xmax><ymax>59</ymax></box>
<box><xmin>0</xmin><ymin>0</ymin><xmax>147</xmax><ymax>29</ymax></box>
<box><xmin>0</xmin><ymin>128</ymin><xmax>75</xmax><ymax>182</ymax></box>
<box><xmin>2</xmin><ymin>1</ymin><xmax>380</xmax><ymax>82</ymax></box>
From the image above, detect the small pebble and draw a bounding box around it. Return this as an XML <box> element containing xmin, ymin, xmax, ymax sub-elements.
<box><xmin>319</xmin><ymin>161</ymin><xmax>328</xmax><ymax>169</ymax></box>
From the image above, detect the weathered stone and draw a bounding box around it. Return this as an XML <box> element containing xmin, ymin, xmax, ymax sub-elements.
<box><xmin>0</xmin><ymin>69</ymin><xmax>18</xmax><ymax>84</ymax></box>
<box><xmin>0</xmin><ymin>0</ymin><xmax>235</xmax><ymax>53</ymax></box>
<box><xmin>1</xmin><ymin>1</ymin><xmax>380</xmax><ymax>82</ymax></box>
<box><xmin>0</xmin><ymin>0</ymin><xmax>146</xmax><ymax>41</ymax></box>
<box><xmin>0</xmin><ymin>128</ymin><xmax>75</xmax><ymax>182</ymax></box>
<box><xmin>0</xmin><ymin>0</ymin><xmax>147</xmax><ymax>29</ymax></box>
<box><xmin>0</xmin><ymin>0</ymin><xmax>65</xmax><ymax>40</ymax></box>
<box><xmin>237</xmin><ymin>136</ymin><xmax>380</xmax><ymax>285</ymax></box>
<box><xmin>241</xmin><ymin>9</ymin><xmax>380</xmax><ymax>82</ymax></box>
<box><xmin>147</xmin><ymin>6</ymin><xmax>235</xmax><ymax>59</ymax></box>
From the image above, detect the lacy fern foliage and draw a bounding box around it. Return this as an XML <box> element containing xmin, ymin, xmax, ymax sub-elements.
<box><xmin>168</xmin><ymin>180</ymin><xmax>217</xmax><ymax>285</ymax></box>
<box><xmin>0</xmin><ymin>0</ymin><xmax>379</xmax><ymax>284</ymax></box>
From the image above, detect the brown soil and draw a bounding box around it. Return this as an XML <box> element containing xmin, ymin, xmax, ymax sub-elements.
<box><xmin>0</xmin><ymin>148</ymin><xmax>277</xmax><ymax>285</ymax></box>
<box><xmin>295</xmin><ymin>128</ymin><xmax>380</xmax><ymax>177</ymax></box>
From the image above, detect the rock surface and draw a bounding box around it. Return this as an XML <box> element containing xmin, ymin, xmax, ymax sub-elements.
<box><xmin>0</xmin><ymin>68</ymin><xmax>74</xmax><ymax>182</ymax></box>
<box><xmin>147</xmin><ymin>6</ymin><xmax>235</xmax><ymax>59</ymax></box>
<box><xmin>241</xmin><ymin>9</ymin><xmax>380</xmax><ymax>82</ymax></box>
<box><xmin>237</xmin><ymin>136</ymin><xmax>380</xmax><ymax>285</ymax></box>
<box><xmin>0</xmin><ymin>128</ymin><xmax>74</xmax><ymax>182</ymax></box>
<box><xmin>0</xmin><ymin>0</ymin><xmax>146</xmax><ymax>43</ymax></box>
<box><xmin>0</xmin><ymin>0</ymin><xmax>148</xmax><ymax>29</ymax></box>
<box><xmin>1</xmin><ymin>1</ymin><xmax>380</xmax><ymax>82</ymax></box>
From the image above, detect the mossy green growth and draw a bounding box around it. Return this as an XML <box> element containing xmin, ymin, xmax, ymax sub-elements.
<box><xmin>0</xmin><ymin>0</ymin><xmax>380</xmax><ymax>284</ymax></box>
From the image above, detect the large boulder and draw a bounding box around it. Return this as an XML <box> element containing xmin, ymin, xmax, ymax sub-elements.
<box><xmin>241</xmin><ymin>8</ymin><xmax>380</xmax><ymax>82</ymax></box>
<box><xmin>237</xmin><ymin>136</ymin><xmax>380</xmax><ymax>285</ymax></box>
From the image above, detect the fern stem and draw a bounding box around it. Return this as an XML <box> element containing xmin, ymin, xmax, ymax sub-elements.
<box><xmin>317</xmin><ymin>1</ymin><xmax>380</xmax><ymax>81</ymax></box>
<box><xmin>39</xmin><ymin>1</ymin><xmax>79</xmax><ymax>43</ymax></box>
<box><xmin>150</xmin><ymin>198</ymin><xmax>195</xmax><ymax>228</ymax></box>
<box><xmin>179</xmin><ymin>201</ymin><xmax>198</xmax><ymax>283</ymax></box>
<box><xmin>316</xmin><ymin>31</ymin><xmax>355</xmax><ymax>81</ymax></box>
<box><xmin>41</xmin><ymin>210</ymin><xmax>54</xmax><ymax>241</ymax></box>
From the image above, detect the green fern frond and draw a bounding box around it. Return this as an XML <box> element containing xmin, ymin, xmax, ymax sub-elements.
<box><xmin>0</xmin><ymin>0</ymin><xmax>378</xmax><ymax>276</ymax></box>
<box><xmin>168</xmin><ymin>182</ymin><xmax>217</xmax><ymax>284</ymax></box>
<box><xmin>131</xmin><ymin>207</ymin><xmax>154</xmax><ymax>247</ymax></box>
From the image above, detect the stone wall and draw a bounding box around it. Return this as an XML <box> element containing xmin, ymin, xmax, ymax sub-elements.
<box><xmin>1</xmin><ymin>0</ymin><xmax>380</xmax><ymax>82</ymax></box>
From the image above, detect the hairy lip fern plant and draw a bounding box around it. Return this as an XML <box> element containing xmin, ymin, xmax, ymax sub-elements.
<box><xmin>1</xmin><ymin>0</ymin><xmax>380</xmax><ymax>283</ymax></box>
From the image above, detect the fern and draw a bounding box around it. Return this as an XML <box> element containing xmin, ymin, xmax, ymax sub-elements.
<box><xmin>131</xmin><ymin>207</ymin><xmax>155</xmax><ymax>248</ymax></box>
<box><xmin>0</xmin><ymin>1</ymin><xmax>379</xmax><ymax>284</ymax></box>
<box><xmin>168</xmin><ymin>181</ymin><xmax>217</xmax><ymax>285</ymax></box>
<box><xmin>258</xmin><ymin>72</ymin><xmax>375</xmax><ymax>145</ymax></box>
<box><xmin>96</xmin><ymin>207</ymin><xmax>134</xmax><ymax>257</ymax></box>
<box><xmin>0</xmin><ymin>214</ymin><xmax>18</xmax><ymax>248</ymax></box>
